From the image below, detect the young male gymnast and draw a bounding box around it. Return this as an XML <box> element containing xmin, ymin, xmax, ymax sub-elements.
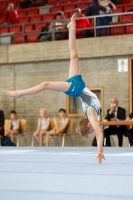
<box><xmin>5</xmin><ymin>14</ymin><xmax>105</xmax><ymax>164</ymax></box>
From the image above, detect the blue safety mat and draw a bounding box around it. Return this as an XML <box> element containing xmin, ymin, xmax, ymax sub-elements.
<box><xmin>0</xmin><ymin>147</ymin><xmax>132</xmax><ymax>200</ymax></box>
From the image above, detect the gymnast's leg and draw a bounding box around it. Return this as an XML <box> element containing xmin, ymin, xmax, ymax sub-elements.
<box><xmin>67</xmin><ymin>14</ymin><xmax>81</xmax><ymax>78</ymax></box>
<box><xmin>5</xmin><ymin>15</ymin><xmax>80</xmax><ymax>98</ymax></box>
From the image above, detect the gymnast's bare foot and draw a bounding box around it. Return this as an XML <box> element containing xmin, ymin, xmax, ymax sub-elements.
<box><xmin>5</xmin><ymin>90</ymin><xmax>22</xmax><ymax>98</ymax></box>
<box><xmin>67</xmin><ymin>14</ymin><xmax>76</xmax><ymax>29</ymax></box>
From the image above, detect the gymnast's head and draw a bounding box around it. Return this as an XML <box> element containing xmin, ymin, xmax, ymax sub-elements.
<box><xmin>76</xmin><ymin>118</ymin><xmax>94</xmax><ymax>138</ymax></box>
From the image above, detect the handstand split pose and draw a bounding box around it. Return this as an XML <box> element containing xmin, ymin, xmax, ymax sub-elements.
<box><xmin>5</xmin><ymin>15</ymin><xmax>105</xmax><ymax>164</ymax></box>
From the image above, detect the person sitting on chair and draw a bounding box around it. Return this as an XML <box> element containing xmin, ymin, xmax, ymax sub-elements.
<box><xmin>40</xmin><ymin>11</ymin><xmax>68</xmax><ymax>42</ymax></box>
<box><xmin>1</xmin><ymin>3</ymin><xmax>19</xmax><ymax>25</ymax></box>
<box><xmin>5</xmin><ymin>110</ymin><xmax>21</xmax><ymax>144</ymax></box>
<box><xmin>74</xmin><ymin>8</ymin><xmax>94</xmax><ymax>38</ymax></box>
<box><xmin>104</xmin><ymin>98</ymin><xmax>126</xmax><ymax>147</ymax></box>
<box><xmin>33</xmin><ymin>108</ymin><xmax>50</xmax><ymax>146</ymax></box>
<box><xmin>45</xmin><ymin>108</ymin><xmax>69</xmax><ymax>147</ymax></box>
<box><xmin>125</xmin><ymin>111</ymin><xmax>133</xmax><ymax>147</ymax></box>
<box><xmin>0</xmin><ymin>109</ymin><xmax>5</xmax><ymax>138</ymax></box>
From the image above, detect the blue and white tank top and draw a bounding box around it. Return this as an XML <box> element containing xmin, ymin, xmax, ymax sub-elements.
<box><xmin>79</xmin><ymin>87</ymin><xmax>101</xmax><ymax>118</ymax></box>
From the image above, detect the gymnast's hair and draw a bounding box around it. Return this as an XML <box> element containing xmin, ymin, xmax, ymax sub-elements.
<box><xmin>76</xmin><ymin>118</ymin><xmax>91</xmax><ymax>138</ymax></box>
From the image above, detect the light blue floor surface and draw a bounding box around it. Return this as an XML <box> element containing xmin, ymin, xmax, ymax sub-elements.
<box><xmin>0</xmin><ymin>147</ymin><xmax>132</xmax><ymax>200</ymax></box>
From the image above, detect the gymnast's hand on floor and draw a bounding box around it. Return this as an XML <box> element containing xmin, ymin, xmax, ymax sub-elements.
<box><xmin>96</xmin><ymin>149</ymin><xmax>105</xmax><ymax>164</ymax></box>
<box><xmin>5</xmin><ymin>90</ymin><xmax>22</xmax><ymax>98</ymax></box>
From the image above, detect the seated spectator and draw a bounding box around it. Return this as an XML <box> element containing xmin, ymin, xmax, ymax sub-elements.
<box><xmin>0</xmin><ymin>109</ymin><xmax>5</xmax><ymax>138</ymax></box>
<box><xmin>1</xmin><ymin>3</ymin><xmax>19</xmax><ymax>26</ymax></box>
<box><xmin>40</xmin><ymin>11</ymin><xmax>68</xmax><ymax>42</ymax></box>
<box><xmin>126</xmin><ymin>112</ymin><xmax>133</xmax><ymax>147</ymax></box>
<box><xmin>45</xmin><ymin>108</ymin><xmax>69</xmax><ymax>146</ymax></box>
<box><xmin>33</xmin><ymin>108</ymin><xmax>50</xmax><ymax>146</ymax></box>
<box><xmin>74</xmin><ymin>8</ymin><xmax>94</xmax><ymax>38</ymax></box>
<box><xmin>5</xmin><ymin>111</ymin><xmax>21</xmax><ymax>144</ymax></box>
<box><xmin>104</xmin><ymin>98</ymin><xmax>126</xmax><ymax>147</ymax></box>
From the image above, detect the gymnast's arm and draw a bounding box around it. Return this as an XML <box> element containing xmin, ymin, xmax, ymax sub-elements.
<box><xmin>87</xmin><ymin>107</ymin><xmax>105</xmax><ymax>164</ymax></box>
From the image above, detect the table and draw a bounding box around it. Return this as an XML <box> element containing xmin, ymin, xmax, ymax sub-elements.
<box><xmin>99</xmin><ymin>121</ymin><xmax>133</xmax><ymax>146</ymax></box>
<box><xmin>100</xmin><ymin>121</ymin><xmax>133</xmax><ymax>126</ymax></box>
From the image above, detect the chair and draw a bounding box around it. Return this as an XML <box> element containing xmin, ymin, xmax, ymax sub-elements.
<box><xmin>27</xmin><ymin>8</ymin><xmax>39</xmax><ymax>16</ymax></box>
<box><xmin>69</xmin><ymin>0</ymin><xmax>80</xmax><ymax>3</ymax></box>
<box><xmin>9</xmin><ymin>25</ymin><xmax>22</xmax><ymax>34</ymax></box>
<box><xmin>30</xmin><ymin>14</ymin><xmax>42</xmax><ymax>22</ymax></box>
<box><xmin>63</xmin><ymin>3</ymin><xmax>76</xmax><ymax>12</ymax></box>
<box><xmin>48</xmin><ymin>0</ymin><xmax>57</xmax><ymax>5</ymax></box>
<box><xmin>58</xmin><ymin>0</ymin><xmax>68</xmax><ymax>4</ymax></box>
<box><xmin>16</xmin><ymin>119</ymin><xmax>27</xmax><ymax>147</ymax></box>
<box><xmin>124</xmin><ymin>5</ymin><xmax>133</xmax><ymax>12</ymax></box>
<box><xmin>111</xmin><ymin>26</ymin><xmax>125</xmax><ymax>35</ymax></box>
<box><xmin>0</xmin><ymin>26</ymin><xmax>9</xmax><ymax>34</ymax></box>
<box><xmin>51</xmin><ymin>5</ymin><xmax>63</xmax><ymax>13</ymax></box>
<box><xmin>0</xmin><ymin>1</ymin><xmax>8</xmax><ymax>12</ymax></box>
<box><xmin>4</xmin><ymin>119</ymin><xmax>27</xmax><ymax>147</ymax></box>
<box><xmin>49</xmin><ymin>118</ymin><xmax>73</xmax><ymax>147</ymax></box>
<box><xmin>26</xmin><ymin>32</ymin><xmax>39</xmax><ymax>43</ymax></box>
<box><xmin>77</xmin><ymin>2</ymin><xmax>90</xmax><ymax>10</ymax></box>
<box><xmin>35</xmin><ymin>23</ymin><xmax>47</xmax><ymax>31</ymax></box>
<box><xmin>25</xmin><ymin>24</ymin><xmax>35</xmax><ymax>43</ymax></box>
<box><xmin>47</xmin><ymin>118</ymin><xmax>60</xmax><ymax>146</ymax></box>
<box><xmin>69</xmin><ymin>10</ymin><xmax>74</xmax><ymax>18</ymax></box>
<box><xmin>60</xmin><ymin>118</ymin><xmax>73</xmax><ymax>147</ymax></box>
<box><xmin>126</xmin><ymin>25</ymin><xmax>133</xmax><ymax>34</ymax></box>
<box><xmin>14</xmin><ymin>35</ymin><xmax>24</xmax><ymax>44</ymax></box>
<box><xmin>112</xmin><ymin>5</ymin><xmax>124</xmax><ymax>13</ymax></box>
<box><xmin>18</xmin><ymin>9</ymin><xmax>27</xmax><ymax>17</ymax></box>
<box><xmin>43</xmin><ymin>13</ymin><xmax>55</xmax><ymax>21</ymax></box>
<box><xmin>64</xmin><ymin>11</ymin><xmax>70</xmax><ymax>18</ymax></box>
<box><xmin>25</xmin><ymin>24</ymin><xmax>34</xmax><ymax>33</ymax></box>
<box><xmin>90</xmin><ymin>18</ymin><xmax>94</xmax><ymax>26</ymax></box>
<box><xmin>120</xmin><ymin>0</ymin><xmax>132</xmax><ymax>3</ymax></box>
<box><xmin>120</xmin><ymin>14</ymin><xmax>133</xmax><ymax>23</ymax></box>
<box><xmin>19</xmin><ymin>16</ymin><xmax>30</xmax><ymax>24</ymax></box>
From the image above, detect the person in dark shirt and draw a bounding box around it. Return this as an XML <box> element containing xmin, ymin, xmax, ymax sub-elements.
<box><xmin>99</xmin><ymin>0</ymin><xmax>116</xmax><ymax>36</ymax></box>
<box><xmin>0</xmin><ymin>110</ymin><xmax>5</xmax><ymax>137</ymax></box>
<box><xmin>126</xmin><ymin>112</ymin><xmax>133</xmax><ymax>147</ymax></box>
<box><xmin>104</xmin><ymin>98</ymin><xmax>126</xmax><ymax>147</ymax></box>
<box><xmin>85</xmin><ymin>0</ymin><xmax>110</xmax><ymax>36</ymax></box>
<box><xmin>85</xmin><ymin>0</ymin><xmax>107</xmax><ymax>16</ymax></box>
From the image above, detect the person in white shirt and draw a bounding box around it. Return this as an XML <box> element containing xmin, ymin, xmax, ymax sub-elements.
<box><xmin>45</xmin><ymin>108</ymin><xmax>69</xmax><ymax>147</ymax></box>
<box><xmin>5</xmin><ymin>110</ymin><xmax>21</xmax><ymax>144</ymax></box>
<box><xmin>33</xmin><ymin>108</ymin><xmax>50</xmax><ymax>146</ymax></box>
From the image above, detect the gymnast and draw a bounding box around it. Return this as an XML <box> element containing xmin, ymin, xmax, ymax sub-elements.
<box><xmin>5</xmin><ymin>14</ymin><xmax>105</xmax><ymax>164</ymax></box>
